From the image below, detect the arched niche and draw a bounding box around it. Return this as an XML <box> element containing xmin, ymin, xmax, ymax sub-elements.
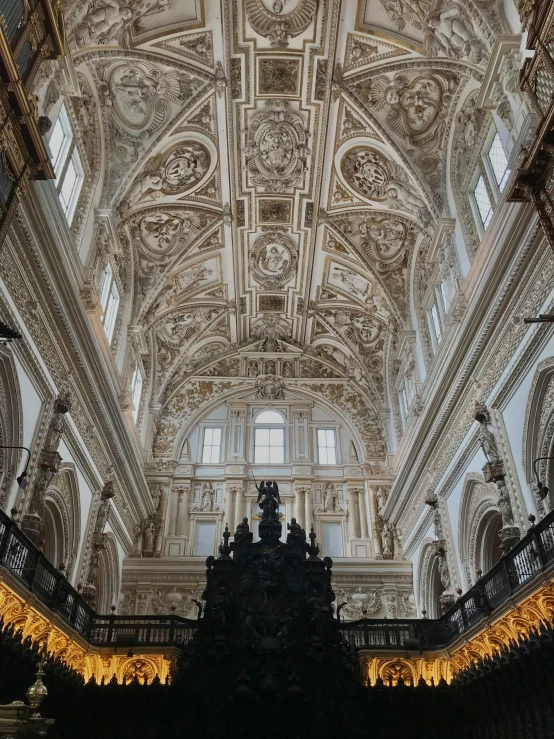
<box><xmin>417</xmin><ymin>539</ymin><xmax>444</xmax><ymax>619</ymax></box>
<box><xmin>95</xmin><ymin>533</ymin><xmax>120</xmax><ymax>614</ymax></box>
<box><xmin>522</xmin><ymin>357</ymin><xmax>554</xmax><ymax>516</ymax></box>
<box><xmin>43</xmin><ymin>465</ymin><xmax>81</xmax><ymax>578</ymax></box>
<box><xmin>458</xmin><ymin>472</ymin><xmax>501</xmax><ymax>587</ymax></box>
<box><xmin>0</xmin><ymin>349</ymin><xmax>23</xmax><ymax>510</ymax></box>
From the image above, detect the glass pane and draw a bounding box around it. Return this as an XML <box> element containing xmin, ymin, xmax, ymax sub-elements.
<box><xmin>202</xmin><ymin>445</ymin><xmax>212</xmax><ymax>463</ymax></box>
<box><xmin>60</xmin><ymin>159</ymin><xmax>77</xmax><ymax>211</ymax></box>
<box><xmin>317</xmin><ymin>429</ymin><xmax>326</xmax><ymax>446</ymax></box>
<box><xmin>269</xmin><ymin>445</ymin><xmax>284</xmax><ymax>463</ymax></box>
<box><xmin>327</xmin><ymin>444</ymin><xmax>336</xmax><ymax>465</ymax></box>
<box><xmin>212</xmin><ymin>428</ymin><xmax>222</xmax><ymax>444</ymax></box>
<box><xmin>326</xmin><ymin>429</ymin><xmax>335</xmax><ymax>447</ymax></box>
<box><xmin>99</xmin><ymin>264</ymin><xmax>112</xmax><ymax>312</ymax></box>
<box><xmin>256</xmin><ymin>428</ymin><xmax>270</xmax><ymax>445</ymax></box>
<box><xmin>270</xmin><ymin>428</ymin><xmax>284</xmax><ymax>445</ymax></box>
<box><xmin>319</xmin><ymin>447</ymin><xmax>328</xmax><ymax>465</ymax></box>
<box><xmin>256</xmin><ymin>410</ymin><xmax>284</xmax><ymax>424</ymax></box>
<box><xmin>440</xmin><ymin>281</ymin><xmax>450</xmax><ymax>312</ymax></box>
<box><xmin>104</xmin><ymin>283</ymin><xmax>119</xmax><ymax>342</ymax></box>
<box><xmin>487</xmin><ymin>134</ymin><xmax>510</xmax><ymax>191</ymax></box>
<box><xmin>255</xmin><ymin>446</ymin><xmax>269</xmax><ymax>464</ymax></box>
<box><xmin>431</xmin><ymin>302</ymin><xmax>442</xmax><ymax>343</ymax></box>
<box><xmin>474</xmin><ymin>176</ymin><xmax>493</xmax><ymax>229</ymax></box>
<box><xmin>204</xmin><ymin>428</ymin><xmax>213</xmax><ymax>445</ymax></box>
<box><xmin>49</xmin><ymin>119</ymin><xmax>65</xmax><ymax>170</ymax></box>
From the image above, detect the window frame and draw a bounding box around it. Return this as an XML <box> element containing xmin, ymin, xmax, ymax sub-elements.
<box><xmin>317</xmin><ymin>428</ymin><xmax>338</xmax><ymax>466</ymax></box>
<box><xmin>201</xmin><ymin>427</ymin><xmax>223</xmax><ymax>464</ymax></box>
<box><xmin>47</xmin><ymin>105</ymin><xmax>73</xmax><ymax>180</ymax></box>
<box><xmin>254</xmin><ymin>426</ymin><xmax>285</xmax><ymax>464</ymax></box>
<box><xmin>58</xmin><ymin>147</ymin><xmax>84</xmax><ymax>224</ymax></box>
<box><xmin>399</xmin><ymin>384</ymin><xmax>410</xmax><ymax>427</ymax></box>
<box><xmin>428</xmin><ymin>299</ymin><xmax>443</xmax><ymax>349</ymax></box>
<box><xmin>48</xmin><ymin>105</ymin><xmax>84</xmax><ymax>224</ymax></box>
<box><xmin>130</xmin><ymin>364</ymin><xmax>143</xmax><ymax>423</ymax></box>
<box><xmin>469</xmin><ymin>129</ymin><xmax>510</xmax><ymax>237</ymax></box>
<box><xmin>98</xmin><ymin>262</ymin><xmax>120</xmax><ymax>344</ymax></box>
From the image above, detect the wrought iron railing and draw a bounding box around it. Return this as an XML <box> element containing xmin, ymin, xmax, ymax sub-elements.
<box><xmin>2</xmin><ymin>506</ymin><xmax>554</xmax><ymax>651</ymax></box>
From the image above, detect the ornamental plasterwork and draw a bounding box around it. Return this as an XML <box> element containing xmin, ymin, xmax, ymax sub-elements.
<box><xmin>243</xmin><ymin>101</ymin><xmax>309</xmax><ymax>191</ymax></box>
<box><xmin>244</xmin><ymin>0</ymin><xmax>318</xmax><ymax>47</ymax></box>
<box><xmin>340</xmin><ymin>145</ymin><xmax>430</xmax><ymax>223</ymax></box>
<box><xmin>249</xmin><ymin>231</ymin><xmax>298</xmax><ymax>289</ymax></box>
<box><xmin>343</xmin><ymin>33</ymin><xmax>406</xmax><ymax>72</ymax></box>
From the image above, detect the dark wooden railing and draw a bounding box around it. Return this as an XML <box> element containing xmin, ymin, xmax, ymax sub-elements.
<box><xmin>2</xmin><ymin>506</ymin><xmax>554</xmax><ymax>651</ymax></box>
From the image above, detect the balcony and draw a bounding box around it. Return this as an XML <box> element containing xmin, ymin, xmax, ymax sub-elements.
<box><xmin>0</xmin><ymin>0</ymin><xmax>64</xmax><ymax>226</ymax></box>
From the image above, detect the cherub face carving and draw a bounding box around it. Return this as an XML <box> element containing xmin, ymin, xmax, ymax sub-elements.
<box><xmin>139</xmin><ymin>213</ymin><xmax>183</xmax><ymax>253</ymax></box>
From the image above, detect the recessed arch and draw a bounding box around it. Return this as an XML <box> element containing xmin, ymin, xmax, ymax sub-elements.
<box><xmin>0</xmin><ymin>349</ymin><xmax>23</xmax><ymax>511</ymax></box>
<box><xmin>458</xmin><ymin>472</ymin><xmax>501</xmax><ymax>587</ymax></box>
<box><xmin>43</xmin><ymin>465</ymin><xmax>81</xmax><ymax>578</ymax></box>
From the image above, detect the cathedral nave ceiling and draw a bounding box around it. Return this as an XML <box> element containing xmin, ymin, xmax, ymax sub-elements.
<box><xmin>56</xmin><ymin>0</ymin><xmax>509</xmax><ymax>466</ymax></box>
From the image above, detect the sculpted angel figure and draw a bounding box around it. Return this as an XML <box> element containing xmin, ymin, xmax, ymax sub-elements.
<box><xmin>426</xmin><ymin>5</ymin><xmax>483</xmax><ymax>62</ymax></box>
<box><xmin>121</xmin><ymin>171</ymin><xmax>164</xmax><ymax>210</ymax></box>
<box><xmin>74</xmin><ymin>0</ymin><xmax>133</xmax><ymax>47</ymax></box>
<box><xmin>386</xmin><ymin>182</ymin><xmax>426</xmax><ymax>217</ymax></box>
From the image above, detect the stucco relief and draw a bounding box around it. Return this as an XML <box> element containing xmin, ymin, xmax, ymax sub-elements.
<box><xmin>120</xmin><ymin>141</ymin><xmax>210</xmax><ymax>210</ymax></box>
<box><xmin>245</xmin><ymin>0</ymin><xmax>318</xmax><ymax>47</ymax></box>
<box><xmin>340</xmin><ymin>146</ymin><xmax>428</xmax><ymax>221</ymax></box>
<box><xmin>250</xmin><ymin>232</ymin><xmax>298</xmax><ymax>289</ymax></box>
<box><xmin>244</xmin><ymin>101</ymin><xmax>309</xmax><ymax>191</ymax></box>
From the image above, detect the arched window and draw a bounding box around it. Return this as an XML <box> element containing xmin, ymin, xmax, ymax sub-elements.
<box><xmin>255</xmin><ymin>410</ymin><xmax>285</xmax><ymax>424</ymax></box>
<box><xmin>254</xmin><ymin>409</ymin><xmax>285</xmax><ymax>463</ymax></box>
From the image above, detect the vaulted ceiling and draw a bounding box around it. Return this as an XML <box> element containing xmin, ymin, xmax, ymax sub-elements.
<box><xmin>58</xmin><ymin>0</ymin><xmax>511</xmax><ymax>464</ymax></box>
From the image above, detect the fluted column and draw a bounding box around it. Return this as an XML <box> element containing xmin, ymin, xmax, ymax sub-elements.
<box><xmin>234</xmin><ymin>486</ymin><xmax>244</xmax><ymax>526</ymax></box>
<box><xmin>294</xmin><ymin>488</ymin><xmax>304</xmax><ymax>528</ymax></box>
<box><xmin>358</xmin><ymin>488</ymin><xmax>369</xmax><ymax>538</ymax></box>
<box><xmin>224</xmin><ymin>484</ymin><xmax>235</xmax><ymax>532</ymax></box>
<box><xmin>179</xmin><ymin>484</ymin><xmax>191</xmax><ymax>538</ymax></box>
<box><xmin>304</xmin><ymin>487</ymin><xmax>312</xmax><ymax>532</ymax></box>
<box><xmin>348</xmin><ymin>488</ymin><xmax>359</xmax><ymax>539</ymax></box>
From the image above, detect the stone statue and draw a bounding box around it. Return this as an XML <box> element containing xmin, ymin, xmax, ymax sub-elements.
<box><xmin>201</xmin><ymin>482</ymin><xmax>215</xmax><ymax>511</ymax></box>
<box><xmin>478</xmin><ymin>423</ymin><xmax>501</xmax><ymax>463</ymax></box>
<box><xmin>323</xmin><ymin>483</ymin><xmax>337</xmax><ymax>512</ymax></box>
<box><xmin>438</xmin><ymin>553</ymin><xmax>451</xmax><ymax>590</ymax></box>
<box><xmin>381</xmin><ymin>521</ymin><xmax>394</xmax><ymax>559</ymax></box>
<box><xmin>375</xmin><ymin>486</ymin><xmax>388</xmax><ymax>513</ymax></box>
<box><xmin>44</xmin><ymin>413</ymin><xmax>65</xmax><ymax>452</ymax></box>
<box><xmin>143</xmin><ymin>519</ymin><xmax>155</xmax><ymax>555</ymax></box>
<box><xmin>497</xmin><ymin>482</ymin><xmax>515</xmax><ymax>527</ymax></box>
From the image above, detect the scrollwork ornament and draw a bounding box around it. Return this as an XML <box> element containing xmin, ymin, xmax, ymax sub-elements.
<box><xmin>244</xmin><ymin>101</ymin><xmax>309</xmax><ymax>192</ymax></box>
<box><xmin>244</xmin><ymin>0</ymin><xmax>318</xmax><ymax>47</ymax></box>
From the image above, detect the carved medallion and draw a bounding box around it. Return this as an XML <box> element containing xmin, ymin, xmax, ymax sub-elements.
<box><xmin>138</xmin><ymin>212</ymin><xmax>185</xmax><ymax>254</ymax></box>
<box><xmin>122</xmin><ymin>141</ymin><xmax>210</xmax><ymax>208</ymax></box>
<box><xmin>250</xmin><ymin>232</ymin><xmax>298</xmax><ymax>289</ymax></box>
<box><xmin>367</xmin><ymin>72</ymin><xmax>454</xmax><ymax>146</ymax></box>
<box><xmin>245</xmin><ymin>0</ymin><xmax>318</xmax><ymax>47</ymax></box>
<box><xmin>255</xmin><ymin>373</ymin><xmax>286</xmax><ymax>400</ymax></box>
<box><xmin>244</xmin><ymin>101</ymin><xmax>309</xmax><ymax>192</ymax></box>
<box><xmin>341</xmin><ymin>147</ymin><xmax>391</xmax><ymax>199</ymax></box>
<box><xmin>360</xmin><ymin>215</ymin><xmax>414</xmax><ymax>271</ymax></box>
